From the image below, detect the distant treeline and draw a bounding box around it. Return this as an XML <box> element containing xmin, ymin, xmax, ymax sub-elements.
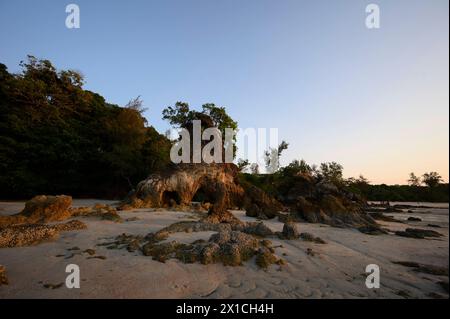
<box><xmin>349</xmin><ymin>183</ymin><xmax>449</xmax><ymax>203</ymax></box>
<box><xmin>0</xmin><ymin>56</ymin><xmax>171</xmax><ymax>199</ymax></box>
<box><xmin>239</xmin><ymin>159</ymin><xmax>449</xmax><ymax>203</ymax></box>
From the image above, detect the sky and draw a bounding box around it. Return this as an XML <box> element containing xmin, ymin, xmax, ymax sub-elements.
<box><xmin>0</xmin><ymin>0</ymin><xmax>448</xmax><ymax>184</ymax></box>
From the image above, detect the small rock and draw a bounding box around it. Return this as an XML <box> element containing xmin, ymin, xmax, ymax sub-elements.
<box><xmin>87</xmin><ymin>255</ymin><xmax>107</xmax><ymax>260</ymax></box>
<box><xmin>300</xmin><ymin>232</ymin><xmax>327</xmax><ymax>244</ymax></box>
<box><xmin>0</xmin><ymin>265</ymin><xmax>8</xmax><ymax>286</ymax></box>
<box><xmin>407</xmin><ymin>217</ymin><xmax>422</xmax><ymax>222</ymax></box>
<box><xmin>243</xmin><ymin>222</ymin><xmax>273</xmax><ymax>237</ymax></box>
<box><xmin>127</xmin><ymin>240</ymin><xmax>140</xmax><ymax>252</ymax></box>
<box><xmin>358</xmin><ymin>225</ymin><xmax>387</xmax><ymax>235</ymax></box>
<box><xmin>43</xmin><ymin>282</ymin><xmax>64</xmax><ymax>289</ymax></box>
<box><xmin>395</xmin><ymin>228</ymin><xmax>443</xmax><ymax>239</ymax></box>
<box><xmin>83</xmin><ymin>249</ymin><xmax>96</xmax><ymax>256</ymax></box>
<box><xmin>281</xmin><ymin>222</ymin><xmax>299</xmax><ymax>240</ymax></box>
<box><xmin>255</xmin><ymin>247</ymin><xmax>278</xmax><ymax>269</ymax></box>
<box><xmin>101</xmin><ymin>211</ymin><xmax>123</xmax><ymax>223</ymax></box>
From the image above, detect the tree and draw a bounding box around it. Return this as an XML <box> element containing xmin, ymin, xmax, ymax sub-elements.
<box><xmin>422</xmin><ymin>172</ymin><xmax>443</xmax><ymax>188</ymax></box>
<box><xmin>161</xmin><ymin>101</ymin><xmax>191</xmax><ymax>128</ymax></box>
<box><xmin>356</xmin><ymin>174</ymin><xmax>370</xmax><ymax>185</ymax></box>
<box><xmin>125</xmin><ymin>96</ymin><xmax>148</xmax><ymax>115</ymax></box>
<box><xmin>162</xmin><ymin>102</ymin><xmax>237</xmax><ymax>133</ymax></box>
<box><xmin>408</xmin><ymin>172</ymin><xmax>421</xmax><ymax>187</ymax></box>
<box><xmin>0</xmin><ymin>56</ymin><xmax>171</xmax><ymax>198</ymax></box>
<box><xmin>162</xmin><ymin>102</ymin><xmax>238</xmax><ymax>161</ymax></box>
<box><xmin>318</xmin><ymin>162</ymin><xmax>344</xmax><ymax>185</ymax></box>
<box><xmin>279</xmin><ymin>159</ymin><xmax>312</xmax><ymax>177</ymax></box>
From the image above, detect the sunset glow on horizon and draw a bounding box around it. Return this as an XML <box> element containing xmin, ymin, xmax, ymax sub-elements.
<box><xmin>1</xmin><ymin>0</ymin><xmax>448</xmax><ymax>185</ymax></box>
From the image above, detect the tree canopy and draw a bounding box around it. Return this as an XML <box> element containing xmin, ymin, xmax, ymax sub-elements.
<box><xmin>162</xmin><ymin>101</ymin><xmax>238</xmax><ymax>160</ymax></box>
<box><xmin>0</xmin><ymin>56</ymin><xmax>171</xmax><ymax>198</ymax></box>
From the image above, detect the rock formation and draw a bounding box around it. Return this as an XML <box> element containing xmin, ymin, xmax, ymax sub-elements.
<box><xmin>114</xmin><ymin>219</ymin><xmax>284</xmax><ymax>268</ymax></box>
<box><xmin>0</xmin><ymin>220</ymin><xmax>86</xmax><ymax>248</ymax></box>
<box><xmin>120</xmin><ymin>163</ymin><xmax>282</xmax><ymax>222</ymax></box>
<box><xmin>0</xmin><ymin>196</ymin><xmax>124</xmax><ymax>248</ymax></box>
<box><xmin>275</xmin><ymin>172</ymin><xmax>378</xmax><ymax>229</ymax></box>
<box><xmin>0</xmin><ymin>195</ymin><xmax>72</xmax><ymax>227</ymax></box>
<box><xmin>0</xmin><ymin>195</ymin><xmax>122</xmax><ymax>228</ymax></box>
<box><xmin>21</xmin><ymin>195</ymin><xmax>73</xmax><ymax>222</ymax></box>
<box><xmin>121</xmin><ymin>162</ymin><xmax>380</xmax><ymax>231</ymax></box>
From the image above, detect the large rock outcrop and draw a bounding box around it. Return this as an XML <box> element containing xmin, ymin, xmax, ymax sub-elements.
<box><xmin>125</xmin><ymin>163</ymin><xmax>242</xmax><ymax>209</ymax></box>
<box><xmin>120</xmin><ymin>163</ymin><xmax>282</xmax><ymax>221</ymax></box>
<box><xmin>121</xmin><ymin>163</ymin><xmax>378</xmax><ymax>230</ymax></box>
<box><xmin>276</xmin><ymin>172</ymin><xmax>378</xmax><ymax>229</ymax></box>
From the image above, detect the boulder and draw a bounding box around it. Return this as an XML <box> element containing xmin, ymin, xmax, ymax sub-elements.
<box><xmin>0</xmin><ymin>195</ymin><xmax>73</xmax><ymax>227</ymax></box>
<box><xmin>21</xmin><ymin>195</ymin><xmax>73</xmax><ymax>223</ymax></box>
<box><xmin>242</xmin><ymin>222</ymin><xmax>273</xmax><ymax>237</ymax></box>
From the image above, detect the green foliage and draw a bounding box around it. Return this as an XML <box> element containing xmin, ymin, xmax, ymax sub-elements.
<box><xmin>162</xmin><ymin>101</ymin><xmax>238</xmax><ymax>159</ymax></box>
<box><xmin>161</xmin><ymin>101</ymin><xmax>191</xmax><ymax>128</ymax></box>
<box><xmin>346</xmin><ymin>172</ymin><xmax>448</xmax><ymax>202</ymax></box>
<box><xmin>422</xmin><ymin>172</ymin><xmax>443</xmax><ymax>188</ymax></box>
<box><xmin>358</xmin><ymin>184</ymin><xmax>449</xmax><ymax>202</ymax></box>
<box><xmin>240</xmin><ymin>157</ymin><xmax>449</xmax><ymax>203</ymax></box>
<box><xmin>201</xmin><ymin>103</ymin><xmax>238</xmax><ymax>134</ymax></box>
<box><xmin>162</xmin><ymin>102</ymin><xmax>237</xmax><ymax>133</ymax></box>
<box><xmin>280</xmin><ymin>159</ymin><xmax>312</xmax><ymax>176</ymax></box>
<box><xmin>408</xmin><ymin>172</ymin><xmax>421</xmax><ymax>187</ymax></box>
<box><xmin>317</xmin><ymin>162</ymin><xmax>344</xmax><ymax>186</ymax></box>
<box><xmin>0</xmin><ymin>57</ymin><xmax>171</xmax><ymax>198</ymax></box>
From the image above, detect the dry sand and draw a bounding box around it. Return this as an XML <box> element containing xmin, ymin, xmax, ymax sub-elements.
<box><xmin>0</xmin><ymin>200</ymin><xmax>448</xmax><ymax>299</ymax></box>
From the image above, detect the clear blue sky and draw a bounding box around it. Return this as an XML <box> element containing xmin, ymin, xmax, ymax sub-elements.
<box><xmin>0</xmin><ymin>0</ymin><xmax>448</xmax><ymax>184</ymax></box>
